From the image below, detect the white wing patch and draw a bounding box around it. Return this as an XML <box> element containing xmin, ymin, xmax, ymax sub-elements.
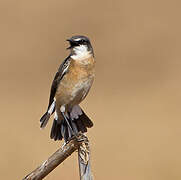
<box><xmin>48</xmin><ymin>99</ymin><xmax>56</xmax><ymax>114</ymax></box>
<box><xmin>61</xmin><ymin>59</ymin><xmax>71</xmax><ymax>75</ymax></box>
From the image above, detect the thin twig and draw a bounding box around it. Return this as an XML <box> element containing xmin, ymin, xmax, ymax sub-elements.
<box><xmin>23</xmin><ymin>133</ymin><xmax>86</xmax><ymax>180</ymax></box>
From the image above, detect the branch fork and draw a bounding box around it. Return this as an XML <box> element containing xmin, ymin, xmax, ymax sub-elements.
<box><xmin>23</xmin><ymin>133</ymin><xmax>93</xmax><ymax>180</ymax></box>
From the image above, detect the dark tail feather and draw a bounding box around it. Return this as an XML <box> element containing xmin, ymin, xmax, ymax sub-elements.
<box><xmin>50</xmin><ymin>109</ymin><xmax>93</xmax><ymax>142</ymax></box>
<box><xmin>79</xmin><ymin>109</ymin><xmax>93</xmax><ymax>128</ymax></box>
<box><xmin>75</xmin><ymin>118</ymin><xmax>87</xmax><ymax>133</ymax></box>
<box><xmin>50</xmin><ymin>118</ymin><xmax>77</xmax><ymax>142</ymax></box>
<box><xmin>40</xmin><ymin>112</ymin><xmax>50</xmax><ymax>128</ymax></box>
<box><xmin>72</xmin><ymin>109</ymin><xmax>93</xmax><ymax>134</ymax></box>
<box><xmin>50</xmin><ymin>119</ymin><xmax>63</xmax><ymax>141</ymax></box>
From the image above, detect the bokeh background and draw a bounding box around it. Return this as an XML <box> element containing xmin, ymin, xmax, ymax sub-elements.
<box><xmin>1</xmin><ymin>0</ymin><xmax>181</xmax><ymax>179</ymax></box>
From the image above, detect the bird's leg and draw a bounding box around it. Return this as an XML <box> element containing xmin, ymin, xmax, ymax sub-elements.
<box><xmin>61</xmin><ymin>111</ymin><xmax>75</xmax><ymax>136</ymax></box>
<box><xmin>60</xmin><ymin>105</ymin><xmax>84</xmax><ymax>142</ymax></box>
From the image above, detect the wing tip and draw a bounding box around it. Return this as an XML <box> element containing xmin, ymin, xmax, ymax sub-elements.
<box><xmin>40</xmin><ymin>112</ymin><xmax>51</xmax><ymax>128</ymax></box>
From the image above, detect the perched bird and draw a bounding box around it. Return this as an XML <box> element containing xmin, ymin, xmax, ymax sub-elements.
<box><xmin>40</xmin><ymin>35</ymin><xmax>95</xmax><ymax>142</ymax></box>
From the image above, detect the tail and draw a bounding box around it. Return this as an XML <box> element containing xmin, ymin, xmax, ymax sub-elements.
<box><xmin>50</xmin><ymin>118</ymin><xmax>64</xmax><ymax>141</ymax></box>
<box><xmin>50</xmin><ymin>106</ymin><xmax>93</xmax><ymax>142</ymax></box>
<box><xmin>74</xmin><ymin>109</ymin><xmax>93</xmax><ymax>131</ymax></box>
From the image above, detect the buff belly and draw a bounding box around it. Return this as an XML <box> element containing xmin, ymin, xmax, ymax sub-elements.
<box><xmin>55</xmin><ymin>73</ymin><xmax>94</xmax><ymax>110</ymax></box>
<box><xmin>55</xmin><ymin>56</ymin><xmax>95</xmax><ymax>113</ymax></box>
<box><xmin>56</xmin><ymin>78</ymin><xmax>93</xmax><ymax>108</ymax></box>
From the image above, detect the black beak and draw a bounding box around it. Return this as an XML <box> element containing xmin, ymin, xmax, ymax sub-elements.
<box><xmin>66</xmin><ymin>39</ymin><xmax>72</xmax><ymax>49</ymax></box>
<box><xmin>66</xmin><ymin>39</ymin><xmax>79</xmax><ymax>50</ymax></box>
<box><xmin>66</xmin><ymin>39</ymin><xmax>71</xmax><ymax>42</ymax></box>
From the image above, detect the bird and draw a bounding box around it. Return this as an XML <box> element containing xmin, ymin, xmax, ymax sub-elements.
<box><xmin>40</xmin><ymin>35</ymin><xmax>95</xmax><ymax>142</ymax></box>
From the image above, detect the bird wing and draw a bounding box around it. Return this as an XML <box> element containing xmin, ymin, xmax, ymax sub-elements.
<box><xmin>40</xmin><ymin>55</ymin><xmax>71</xmax><ymax>128</ymax></box>
<box><xmin>47</xmin><ymin>55</ymin><xmax>71</xmax><ymax>109</ymax></box>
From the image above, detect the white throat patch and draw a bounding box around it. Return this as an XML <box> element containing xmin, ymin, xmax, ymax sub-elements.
<box><xmin>71</xmin><ymin>45</ymin><xmax>91</xmax><ymax>60</ymax></box>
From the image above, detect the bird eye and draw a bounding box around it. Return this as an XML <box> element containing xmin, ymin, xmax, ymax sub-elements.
<box><xmin>80</xmin><ymin>39</ymin><xmax>85</xmax><ymax>43</ymax></box>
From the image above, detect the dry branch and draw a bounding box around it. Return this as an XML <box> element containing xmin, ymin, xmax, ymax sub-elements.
<box><xmin>23</xmin><ymin>133</ymin><xmax>88</xmax><ymax>180</ymax></box>
<box><xmin>78</xmin><ymin>137</ymin><xmax>93</xmax><ymax>180</ymax></box>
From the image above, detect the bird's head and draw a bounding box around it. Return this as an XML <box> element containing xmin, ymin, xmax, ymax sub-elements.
<box><xmin>66</xmin><ymin>35</ymin><xmax>93</xmax><ymax>59</ymax></box>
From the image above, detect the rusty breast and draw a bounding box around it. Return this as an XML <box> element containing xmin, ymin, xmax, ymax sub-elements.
<box><xmin>55</xmin><ymin>56</ymin><xmax>95</xmax><ymax>107</ymax></box>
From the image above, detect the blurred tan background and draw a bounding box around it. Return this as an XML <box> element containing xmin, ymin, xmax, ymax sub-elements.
<box><xmin>1</xmin><ymin>0</ymin><xmax>181</xmax><ymax>179</ymax></box>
